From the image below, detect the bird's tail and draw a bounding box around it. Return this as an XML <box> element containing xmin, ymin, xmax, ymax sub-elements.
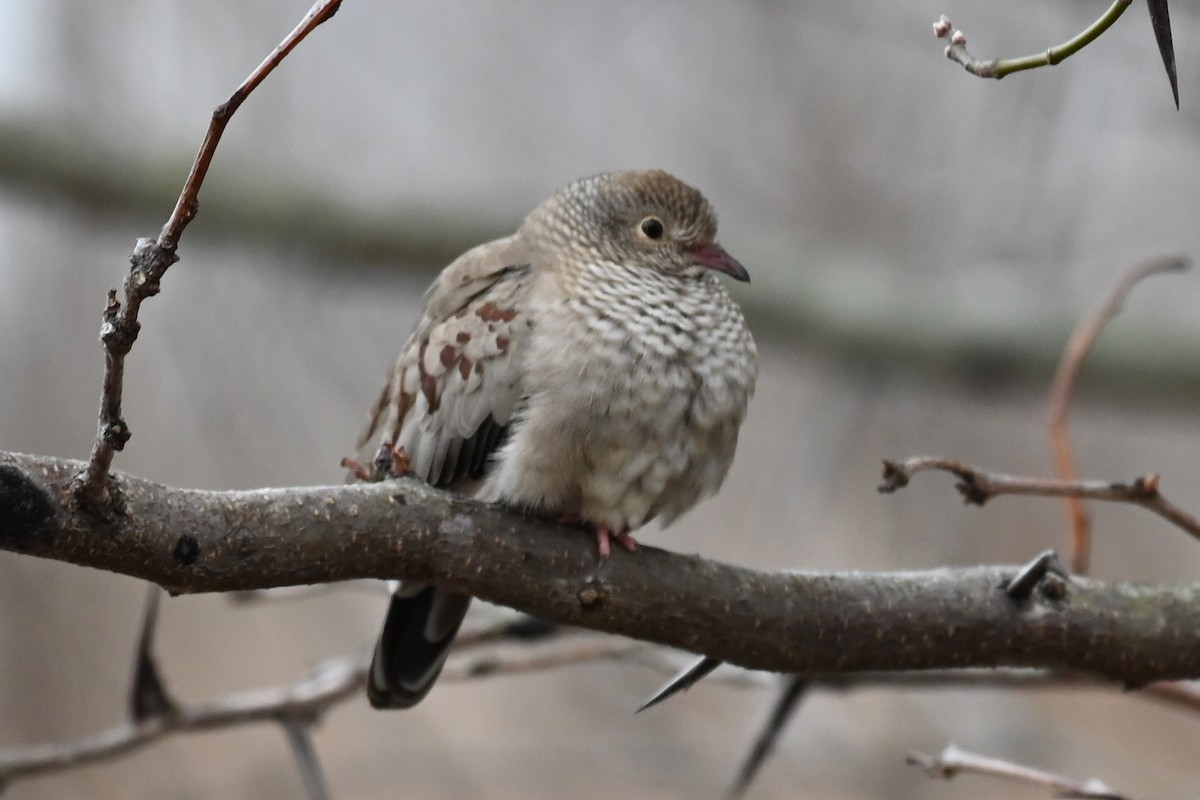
<box><xmin>368</xmin><ymin>585</ymin><xmax>471</xmax><ymax>709</ymax></box>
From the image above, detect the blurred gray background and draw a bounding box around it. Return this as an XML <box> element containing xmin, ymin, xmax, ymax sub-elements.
<box><xmin>3</xmin><ymin>1</ymin><xmax>1200</xmax><ymax>798</ymax></box>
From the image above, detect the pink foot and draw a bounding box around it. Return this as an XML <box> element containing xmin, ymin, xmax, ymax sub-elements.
<box><xmin>557</xmin><ymin>515</ymin><xmax>638</xmax><ymax>559</ymax></box>
<box><xmin>590</xmin><ymin>523</ymin><xmax>638</xmax><ymax>559</ymax></box>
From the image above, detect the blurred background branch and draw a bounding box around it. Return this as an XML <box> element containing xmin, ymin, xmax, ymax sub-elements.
<box><xmin>5</xmin><ymin>115</ymin><xmax>1200</xmax><ymax>407</ymax></box>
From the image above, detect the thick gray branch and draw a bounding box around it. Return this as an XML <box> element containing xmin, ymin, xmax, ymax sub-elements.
<box><xmin>2</xmin><ymin>451</ymin><xmax>1198</xmax><ymax>685</ymax></box>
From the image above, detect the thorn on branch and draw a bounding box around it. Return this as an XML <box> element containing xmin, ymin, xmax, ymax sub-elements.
<box><xmin>1002</xmin><ymin>550</ymin><xmax>1071</xmax><ymax>601</ymax></box>
<box><xmin>636</xmin><ymin>655</ymin><xmax>723</xmax><ymax>713</ymax></box>
<box><xmin>1146</xmin><ymin>0</ymin><xmax>1179</xmax><ymax>108</ymax></box>
<box><xmin>727</xmin><ymin>677</ymin><xmax>810</xmax><ymax>799</ymax></box>
<box><xmin>129</xmin><ymin>586</ymin><xmax>178</xmax><ymax>721</ymax></box>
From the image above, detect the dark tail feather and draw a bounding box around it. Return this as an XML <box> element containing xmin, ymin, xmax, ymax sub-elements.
<box><xmin>368</xmin><ymin>586</ymin><xmax>471</xmax><ymax>709</ymax></box>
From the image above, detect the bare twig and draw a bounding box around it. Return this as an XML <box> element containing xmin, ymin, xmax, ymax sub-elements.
<box><xmin>0</xmin><ymin>625</ymin><xmax>616</xmax><ymax>789</ymax></box>
<box><xmin>0</xmin><ymin>655</ymin><xmax>364</xmax><ymax>784</ymax></box>
<box><xmin>158</xmin><ymin>0</ymin><xmax>342</xmax><ymax>250</ymax></box>
<box><xmin>4</xmin><ymin>620</ymin><xmax>1198</xmax><ymax>792</ymax></box>
<box><xmin>1048</xmin><ymin>256</ymin><xmax>1189</xmax><ymax>572</ymax></box>
<box><xmin>879</xmin><ymin>456</ymin><xmax>1200</xmax><ymax>543</ymax></box>
<box><xmin>0</xmin><ymin>632</ymin><xmax>646</xmax><ymax>789</ymax></box>
<box><xmin>281</xmin><ymin>718</ymin><xmax>330</xmax><ymax>800</ymax></box>
<box><xmin>908</xmin><ymin>743</ymin><xmax>1131</xmax><ymax>799</ymax></box>
<box><xmin>933</xmin><ymin>4</ymin><xmax>1132</xmax><ymax>80</ymax></box>
<box><xmin>69</xmin><ymin>0</ymin><xmax>343</xmax><ymax>508</ymax></box>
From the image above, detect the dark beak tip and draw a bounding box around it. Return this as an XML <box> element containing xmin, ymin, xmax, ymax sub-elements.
<box><xmin>691</xmin><ymin>243</ymin><xmax>751</xmax><ymax>284</ymax></box>
<box><xmin>722</xmin><ymin>255</ymin><xmax>751</xmax><ymax>284</ymax></box>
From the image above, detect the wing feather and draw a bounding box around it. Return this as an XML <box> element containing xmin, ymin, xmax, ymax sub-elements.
<box><xmin>359</xmin><ymin>235</ymin><xmax>533</xmax><ymax>491</ymax></box>
<box><xmin>363</xmin><ymin>234</ymin><xmax>536</xmax><ymax>708</ymax></box>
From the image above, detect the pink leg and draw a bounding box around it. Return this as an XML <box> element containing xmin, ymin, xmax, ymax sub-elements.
<box><xmin>558</xmin><ymin>515</ymin><xmax>639</xmax><ymax>559</ymax></box>
<box><xmin>591</xmin><ymin>523</ymin><xmax>639</xmax><ymax>559</ymax></box>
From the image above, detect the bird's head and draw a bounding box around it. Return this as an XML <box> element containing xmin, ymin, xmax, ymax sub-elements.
<box><xmin>529</xmin><ymin>170</ymin><xmax>750</xmax><ymax>284</ymax></box>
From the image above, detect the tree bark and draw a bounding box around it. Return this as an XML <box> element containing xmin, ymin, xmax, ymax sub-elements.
<box><xmin>2</xmin><ymin>450</ymin><xmax>1198</xmax><ymax>685</ymax></box>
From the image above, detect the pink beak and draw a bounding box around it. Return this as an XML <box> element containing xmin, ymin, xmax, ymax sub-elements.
<box><xmin>689</xmin><ymin>243</ymin><xmax>750</xmax><ymax>283</ymax></box>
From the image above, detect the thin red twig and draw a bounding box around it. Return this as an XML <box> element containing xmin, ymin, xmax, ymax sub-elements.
<box><xmin>160</xmin><ymin>0</ymin><xmax>342</xmax><ymax>248</ymax></box>
<box><xmin>1047</xmin><ymin>256</ymin><xmax>1189</xmax><ymax>573</ymax></box>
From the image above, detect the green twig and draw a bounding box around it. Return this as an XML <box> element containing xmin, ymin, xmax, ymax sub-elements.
<box><xmin>934</xmin><ymin>1</ymin><xmax>1132</xmax><ymax>79</ymax></box>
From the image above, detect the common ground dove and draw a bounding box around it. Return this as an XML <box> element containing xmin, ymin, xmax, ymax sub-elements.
<box><xmin>360</xmin><ymin>170</ymin><xmax>757</xmax><ymax>708</ymax></box>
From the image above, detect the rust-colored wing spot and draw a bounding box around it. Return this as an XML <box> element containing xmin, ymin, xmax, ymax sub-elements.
<box><xmin>496</xmin><ymin>334</ymin><xmax>511</xmax><ymax>351</ymax></box>
<box><xmin>421</xmin><ymin>373</ymin><xmax>440</xmax><ymax>412</ymax></box>
<box><xmin>416</xmin><ymin>340</ymin><xmax>440</xmax><ymax>412</ymax></box>
<box><xmin>417</xmin><ymin>340</ymin><xmax>429</xmax><ymax>372</ymax></box>
<box><xmin>476</xmin><ymin>302</ymin><xmax>519</xmax><ymax>323</ymax></box>
<box><xmin>390</xmin><ymin>444</ymin><xmax>413</xmax><ymax>475</ymax></box>
<box><xmin>439</xmin><ymin>345</ymin><xmax>457</xmax><ymax>368</ymax></box>
<box><xmin>395</xmin><ymin>389</ymin><xmax>415</xmax><ymax>429</ymax></box>
<box><xmin>455</xmin><ymin>331</ymin><xmax>471</xmax><ymax>344</ymax></box>
<box><xmin>459</xmin><ymin>357</ymin><xmax>473</xmax><ymax>380</ymax></box>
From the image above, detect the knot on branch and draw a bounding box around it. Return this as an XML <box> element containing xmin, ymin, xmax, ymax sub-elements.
<box><xmin>99</xmin><ymin>290</ymin><xmax>140</xmax><ymax>354</ymax></box>
<box><xmin>953</xmin><ymin>476</ymin><xmax>990</xmax><ymax>506</ymax></box>
<box><xmin>102</xmin><ymin>420</ymin><xmax>131</xmax><ymax>450</ymax></box>
<box><xmin>1124</xmin><ymin>473</ymin><xmax>1160</xmax><ymax>500</ymax></box>
<box><xmin>878</xmin><ymin>458</ymin><xmax>989</xmax><ymax>505</ymax></box>
<box><xmin>0</xmin><ymin>465</ymin><xmax>56</xmax><ymax>544</ymax></box>
<box><xmin>877</xmin><ymin>460</ymin><xmax>910</xmax><ymax>492</ymax></box>
<box><xmin>127</xmin><ymin>237</ymin><xmax>178</xmax><ymax>299</ymax></box>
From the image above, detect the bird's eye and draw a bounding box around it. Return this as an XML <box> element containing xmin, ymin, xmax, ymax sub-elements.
<box><xmin>639</xmin><ymin>216</ymin><xmax>665</xmax><ymax>240</ymax></box>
